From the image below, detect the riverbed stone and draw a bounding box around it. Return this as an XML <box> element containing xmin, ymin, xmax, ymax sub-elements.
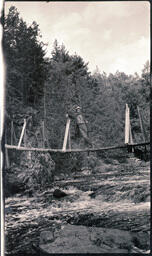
<box><xmin>53</xmin><ymin>189</ymin><xmax>67</xmax><ymax>198</ymax></box>
<box><xmin>5</xmin><ymin>152</ymin><xmax>55</xmax><ymax>196</ymax></box>
<box><xmin>5</xmin><ymin>156</ymin><xmax>150</xmax><ymax>255</ymax></box>
<box><xmin>40</xmin><ymin>231</ymin><xmax>54</xmax><ymax>244</ymax></box>
<box><xmin>39</xmin><ymin>224</ymin><xmax>133</xmax><ymax>254</ymax></box>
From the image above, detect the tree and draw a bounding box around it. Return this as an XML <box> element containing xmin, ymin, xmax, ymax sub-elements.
<box><xmin>3</xmin><ymin>6</ymin><xmax>49</xmax><ymax>149</ymax></box>
<box><xmin>45</xmin><ymin>41</ymin><xmax>91</xmax><ymax>148</ymax></box>
<box><xmin>3</xmin><ymin>6</ymin><xmax>47</xmax><ymax>111</ymax></box>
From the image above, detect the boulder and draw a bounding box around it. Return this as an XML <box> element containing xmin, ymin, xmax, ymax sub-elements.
<box><xmin>40</xmin><ymin>231</ymin><xmax>54</xmax><ymax>245</ymax></box>
<box><xmin>39</xmin><ymin>224</ymin><xmax>133</xmax><ymax>254</ymax></box>
<box><xmin>5</xmin><ymin>152</ymin><xmax>55</xmax><ymax>197</ymax></box>
<box><xmin>53</xmin><ymin>189</ymin><xmax>67</xmax><ymax>198</ymax></box>
<box><xmin>4</xmin><ymin>165</ymin><xmax>26</xmax><ymax>197</ymax></box>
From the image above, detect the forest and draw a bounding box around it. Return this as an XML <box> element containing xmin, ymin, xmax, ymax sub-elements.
<box><xmin>3</xmin><ymin>6</ymin><xmax>150</xmax><ymax>255</ymax></box>
<box><xmin>4</xmin><ymin>6</ymin><xmax>150</xmax><ymax>145</ymax></box>
<box><xmin>3</xmin><ymin>6</ymin><xmax>150</xmax><ymax>192</ymax></box>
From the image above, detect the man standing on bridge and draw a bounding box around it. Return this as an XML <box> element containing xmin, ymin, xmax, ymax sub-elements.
<box><xmin>67</xmin><ymin>105</ymin><xmax>93</xmax><ymax>148</ymax></box>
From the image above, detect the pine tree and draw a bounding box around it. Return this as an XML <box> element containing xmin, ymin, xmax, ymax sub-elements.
<box><xmin>4</xmin><ymin>6</ymin><xmax>47</xmax><ymax>112</ymax></box>
<box><xmin>45</xmin><ymin>41</ymin><xmax>90</xmax><ymax>148</ymax></box>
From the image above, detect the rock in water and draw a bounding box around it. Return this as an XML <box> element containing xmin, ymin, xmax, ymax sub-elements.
<box><xmin>40</xmin><ymin>231</ymin><xmax>54</xmax><ymax>244</ymax></box>
<box><xmin>53</xmin><ymin>189</ymin><xmax>67</xmax><ymax>198</ymax></box>
<box><xmin>5</xmin><ymin>152</ymin><xmax>55</xmax><ymax>197</ymax></box>
<box><xmin>39</xmin><ymin>224</ymin><xmax>133</xmax><ymax>254</ymax></box>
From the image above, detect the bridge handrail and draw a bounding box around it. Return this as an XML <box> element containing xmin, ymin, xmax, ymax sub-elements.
<box><xmin>4</xmin><ymin>141</ymin><xmax>150</xmax><ymax>153</ymax></box>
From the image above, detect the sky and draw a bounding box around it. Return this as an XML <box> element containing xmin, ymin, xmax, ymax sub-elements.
<box><xmin>5</xmin><ymin>1</ymin><xmax>150</xmax><ymax>75</ymax></box>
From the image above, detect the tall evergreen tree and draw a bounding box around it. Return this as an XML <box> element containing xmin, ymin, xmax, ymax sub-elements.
<box><xmin>45</xmin><ymin>41</ymin><xmax>90</xmax><ymax>148</ymax></box>
<box><xmin>4</xmin><ymin>6</ymin><xmax>47</xmax><ymax>113</ymax></box>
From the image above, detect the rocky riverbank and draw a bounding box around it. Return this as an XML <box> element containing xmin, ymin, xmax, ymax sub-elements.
<box><xmin>5</xmin><ymin>153</ymin><xmax>150</xmax><ymax>255</ymax></box>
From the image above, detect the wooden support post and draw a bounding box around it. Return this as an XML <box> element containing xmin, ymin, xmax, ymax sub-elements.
<box><xmin>5</xmin><ymin>148</ymin><xmax>10</xmax><ymax>168</ymax></box>
<box><xmin>5</xmin><ymin>131</ymin><xmax>9</xmax><ymax>168</ymax></box>
<box><xmin>13</xmin><ymin>128</ymin><xmax>17</xmax><ymax>144</ymax></box>
<box><xmin>129</xmin><ymin>125</ymin><xmax>133</xmax><ymax>144</ymax></box>
<box><xmin>129</xmin><ymin>125</ymin><xmax>134</xmax><ymax>152</ymax></box>
<box><xmin>11</xmin><ymin>120</ymin><xmax>17</xmax><ymax>144</ymax></box>
<box><xmin>42</xmin><ymin>120</ymin><xmax>45</xmax><ymax>148</ymax></box>
<box><xmin>18</xmin><ymin>119</ymin><xmax>27</xmax><ymax>148</ymax></box>
<box><xmin>137</xmin><ymin>106</ymin><xmax>146</xmax><ymax>142</ymax></box>
<box><xmin>23</xmin><ymin>127</ymin><xmax>27</xmax><ymax>146</ymax></box>
<box><xmin>68</xmin><ymin>126</ymin><xmax>71</xmax><ymax>150</ymax></box>
<box><xmin>125</xmin><ymin>104</ymin><xmax>130</xmax><ymax>144</ymax></box>
<box><xmin>11</xmin><ymin>120</ymin><xmax>13</xmax><ymax>145</ymax></box>
<box><xmin>62</xmin><ymin>117</ymin><xmax>71</xmax><ymax>151</ymax></box>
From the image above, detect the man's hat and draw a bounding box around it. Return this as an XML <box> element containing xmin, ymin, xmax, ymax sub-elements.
<box><xmin>76</xmin><ymin>106</ymin><xmax>81</xmax><ymax>110</ymax></box>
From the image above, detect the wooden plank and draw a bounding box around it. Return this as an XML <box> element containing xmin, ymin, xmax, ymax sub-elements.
<box><xmin>18</xmin><ymin>119</ymin><xmax>27</xmax><ymax>148</ymax></box>
<box><xmin>5</xmin><ymin>141</ymin><xmax>150</xmax><ymax>153</ymax></box>
<box><xmin>125</xmin><ymin>104</ymin><xmax>130</xmax><ymax>144</ymax></box>
<box><xmin>62</xmin><ymin>117</ymin><xmax>71</xmax><ymax>151</ymax></box>
<box><xmin>127</xmin><ymin>142</ymin><xmax>149</xmax><ymax>147</ymax></box>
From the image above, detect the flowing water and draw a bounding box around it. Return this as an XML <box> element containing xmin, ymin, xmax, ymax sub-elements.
<box><xmin>4</xmin><ymin>157</ymin><xmax>150</xmax><ymax>255</ymax></box>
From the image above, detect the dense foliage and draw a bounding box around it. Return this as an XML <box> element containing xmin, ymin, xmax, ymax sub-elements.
<box><xmin>3</xmin><ymin>7</ymin><xmax>47</xmax><ymax>113</ymax></box>
<box><xmin>4</xmin><ymin>6</ymin><xmax>150</xmax><ymax>174</ymax></box>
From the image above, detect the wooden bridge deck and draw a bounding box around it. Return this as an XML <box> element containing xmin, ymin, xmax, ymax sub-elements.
<box><xmin>5</xmin><ymin>142</ymin><xmax>150</xmax><ymax>153</ymax></box>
